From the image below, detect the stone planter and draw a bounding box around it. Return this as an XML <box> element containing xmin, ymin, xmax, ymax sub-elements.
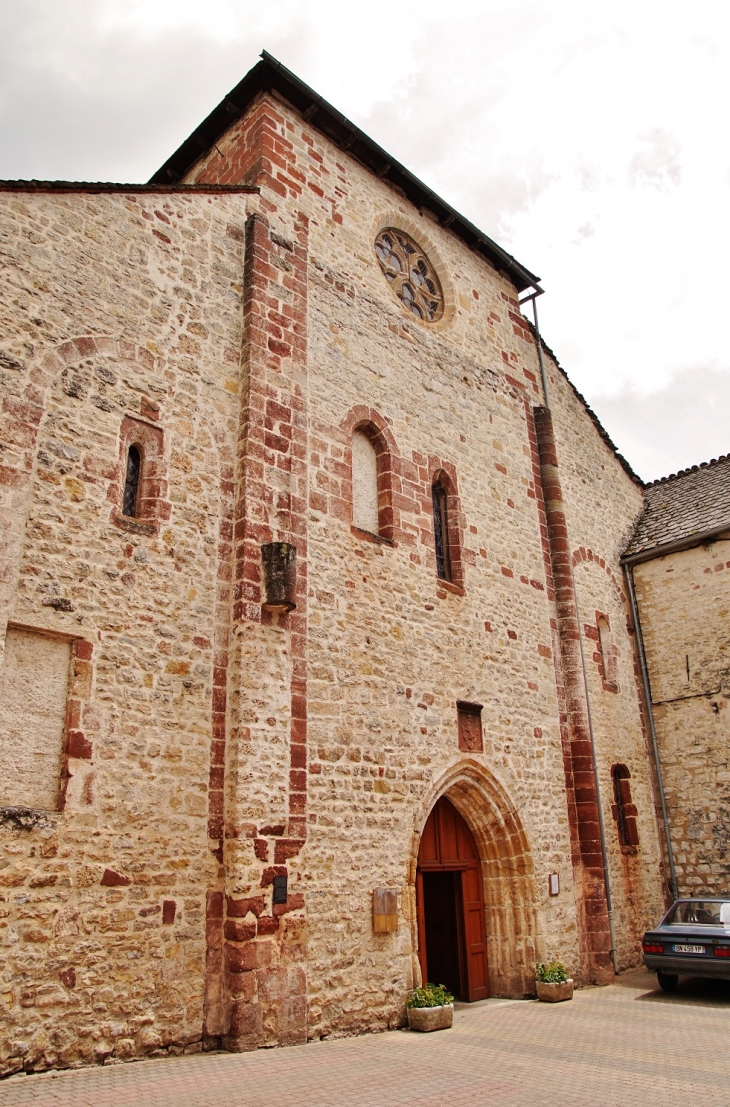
<box><xmin>406</xmin><ymin>1003</ymin><xmax>454</xmax><ymax>1032</ymax></box>
<box><xmin>536</xmin><ymin>979</ymin><xmax>574</xmax><ymax>1003</ymax></box>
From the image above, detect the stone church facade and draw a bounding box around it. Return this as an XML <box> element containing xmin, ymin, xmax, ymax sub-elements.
<box><xmin>0</xmin><ymin>52</ymin><xmax>721</xmax><ymax>1074</ymax></box>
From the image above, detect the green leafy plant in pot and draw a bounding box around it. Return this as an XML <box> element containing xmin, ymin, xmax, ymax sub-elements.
<box><xmin>535</xmin><ymin>960</ymin><xmax>573</xmax><ymax>1002</ymax></box>
<box><xmin>406</xmin><ymin>983</ymin><xmax>455</xmax><ymax>1031</ymax></box>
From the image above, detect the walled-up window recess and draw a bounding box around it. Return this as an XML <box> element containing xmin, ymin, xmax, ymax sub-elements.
<box><xmin>611</xmin><ymin>764</ymin><xmax>639</xmax><ymax>849</ymax></box>
<box><xmin>352</xmin><ymin>430</ymin><xmax>379</xmax><ymax>535</ymax></box>
<box><xmin>432</xmin><ymin>480</ymin><xmax>452</xmax><ymax>581</ymax></box>
<box><xmin>123</xmin><ymin>444</ymin><xmax>141</xmax><ymax>517</ymax></box>
<box><xmin>597</xmin><ymin>615</ymin><xmax>618</xmax><ymax>692</ymax></box>
<box><xmin>0</xmin><ymin>628</ymin><xmax>71</xmax><ymax>810</ymax></box>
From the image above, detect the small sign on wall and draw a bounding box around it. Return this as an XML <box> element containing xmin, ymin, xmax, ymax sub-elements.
<box><xmin>372</xmin><ymin>888</ymin><xmax>398</xmax><ymax>933</ymax></box>
<box><xmin>457</xmin><ymin>701</ymin><xmax>483</xmax><ymax>752</ymax></box>
<box><xmin>549</xmin><ymin>872</ymin><xmax>560</xmax><ymax>897</ymax></box>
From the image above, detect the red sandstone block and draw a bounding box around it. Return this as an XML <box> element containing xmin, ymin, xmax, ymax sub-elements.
<box><xmin>257</xmin><ymin>914</ymin><xmax>279</xmax><ymax>936</ymax></box>
<box><xmin>537</xmin><ymin>644</ymin><xmax>552</xmax><ymax>658</ymax></box>
<box><xmin>274</xmin><ymin>839</ymin><xmax>304</xmax><ymax>864</ymax></box>
<box><xmin>228</xmin><ymin>998</ymin><xmax>263</xmax><ymax>1036</ymax></box>
<box><xmin>289</xmin><ymin>770</ymin><xmax>306</xmax><ymax>793</ymax></box>
<box><xmin>224</xmin><ymin>919</ymin><xmax>257</xmax><ymax>942</ymax></box>
<box><xmin>66</xmin><ymin>731</ymin><xmax>92</xmax><ymax>759</ymax></box>
<box><xmin>290</xmin><ymin>744</ymin><xmax>306</xmax><ymax>769</ymax></box>
<box><xmin>273</xmin><ymin>893</ymin><xmax>305</xmax><ymax>916</ymax></box>
<box><xmin>101</xmin><ymin>868</ymin><xmax>131</xmax><ymax>887</ymax></box>
<box><xmin>226</xmin><ymin>971</ymin><xmax>256</xmax><ymax>1001</ymax></box>
<box><xmin>227</xmin><ymin>895</ymin><xmax>264</xmax><ymax>918</ymax></box>
<box><xmin>260</xmin><ymin>866</ymin><xmax>287</xmax><ymax>887</ymax></box>
<box><xmin>162</xmin><ymin>900</ymin><xmax>176</xmax><ymax>925</ymax></box>
<box><xmin>226</xmin><ymin>941</ymin><xmax>272</xmax><ymax>974</ymax></box>
<box><xmin>207</xmin><ymin>891</ymin><xmax>224</xmax><ymax>920</ymax></box>
<box><xmin>289</xmin><ymin>793</ymin><xmax>306</xmax><ymax>815</ymax></box>
<box><xmin>291</xmin><ymin>695</ymin><xmax>306</xmax><ymax>721</ymax></box>
<box><xmin>501</xmin><ymin>566</ymin><xmax>514</xmax><ymax>578</ymax></box>
<box><xmin>254</xmin><ymin>840</ymin><xmax>269</xmax><ymax>861</ymax></box>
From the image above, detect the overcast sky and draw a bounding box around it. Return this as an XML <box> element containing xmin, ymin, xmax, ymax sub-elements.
<box><xmin>2</xmin><ymin>0</ymin><xmax>728</xmax><ymax>482</ymax></box>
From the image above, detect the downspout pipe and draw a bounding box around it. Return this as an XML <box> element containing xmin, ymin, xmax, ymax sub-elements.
<box><xmin>520</xmin><ymin>288</ymin><xmax>550</xmax><ymax>408</ymax></box>
<box><xmin>622</xmin><ymin>563</ymin><xmax>679</xmax><ymax>901</ymax></box>
<box><xmin>571</xmin><ymin>577</ymin><xmax>620</xmax><ymax>976</ymax></box>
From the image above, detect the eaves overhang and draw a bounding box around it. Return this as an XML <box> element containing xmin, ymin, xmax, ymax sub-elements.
<box><xmin>150</xmin><ymin>51</ymin><xmax>542</xmax><ymax>295</ymax></box>
<box><xmin>621</xmin><ymin>524</ymin><xmax>730</xmax><ymax>567</ymax></box>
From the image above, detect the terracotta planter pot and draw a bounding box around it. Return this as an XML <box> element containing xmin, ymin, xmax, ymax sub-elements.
<box><xmin>406</xmin><ymin>1003</ymin><xmax>454</xmax><ymax>1032</ymax></box>
<box><xmin>536</xmin><ymin>979</ymin><xmax>574</xmax><ymax>1002</ymax></box>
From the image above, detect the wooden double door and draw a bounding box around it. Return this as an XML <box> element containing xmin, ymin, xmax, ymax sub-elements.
<box><xmin>416</xmin><ymin>796</ymin><xmax>490</xmax><ymax>1001</ymax></box>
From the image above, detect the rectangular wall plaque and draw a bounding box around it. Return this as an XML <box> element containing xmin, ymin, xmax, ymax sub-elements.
<box><xmin>273</xmin><ymin>874</ymin><xmax>288</xmax><ymax>904</ymax></box>
<box><xmin>372</xmin><ymin>887</ymin><xmax>398</xmax><ymax>933</ymax></box>
<box><xmin>549</xmin><ymin>872</ymin><xmax>560</xmax><ymax>896</ymax></box>
<box><xmin>457</xmin><ymin>701</ymin><xmax>483</xmax><ymax>752</ymax></box>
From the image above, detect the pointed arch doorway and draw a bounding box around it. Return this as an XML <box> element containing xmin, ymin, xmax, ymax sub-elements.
<box><xmin>416</xmin><ymin>796</ymin><xmax>489</xmax><ymax>1001</ymax></box>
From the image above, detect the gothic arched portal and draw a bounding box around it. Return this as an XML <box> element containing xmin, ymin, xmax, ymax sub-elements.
<box><xmin>411</xmin><ymin>762</ymin><xmax>540</xmax><ymax>998</ymax></box>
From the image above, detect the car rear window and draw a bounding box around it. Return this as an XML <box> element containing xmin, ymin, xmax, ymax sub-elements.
<box><xmin>662</xmin><ymin>901</ymin><xmax>730</xmax><ymax>926</ymax></box>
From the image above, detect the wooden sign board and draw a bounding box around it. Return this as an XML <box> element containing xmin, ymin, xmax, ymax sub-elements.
<box><xmin>372</xmin><ymin>887</ymin><xmax>398</xmax><ymax>933</ymax></box>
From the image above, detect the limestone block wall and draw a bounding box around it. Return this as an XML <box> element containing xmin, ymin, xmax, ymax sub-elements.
<box><xmin>187</xmin><ymin>89</ymin><xmax>667</xmax><ymax>1030</ymax></box>
<box><xmin>633</xmin><ymin>538</ymin><xmax>730</xmax><ymax>895</ymax></box>
<box><xmin>0</xmin><ymin>186</ymin><xmax>253</xmax><ymax>1075</ymax></box>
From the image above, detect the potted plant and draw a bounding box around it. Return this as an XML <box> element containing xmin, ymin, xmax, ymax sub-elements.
<box><xmin>406</xmin><ymin>983</ymin><xmax>455</xmax><ymax>1031</ymax></box>
<box><xmin>535</xmin><ymin>960</ymin><xmax>574</xmax><ymax>1002</ymax></box>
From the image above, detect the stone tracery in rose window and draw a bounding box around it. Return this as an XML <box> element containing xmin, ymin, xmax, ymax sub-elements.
<box><xmin>374</xmin><ymin>229</ymin><xmax>445</xmax><ymax>322</ymax></box>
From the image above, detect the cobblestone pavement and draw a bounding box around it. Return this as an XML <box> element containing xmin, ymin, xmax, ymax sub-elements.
<box><xmin>0</xmin><ymin>969</ymin><xmax>728</xmax><ymax>1107</ymax></box>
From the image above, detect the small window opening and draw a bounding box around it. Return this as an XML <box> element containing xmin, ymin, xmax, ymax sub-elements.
<box><xmin>432</xmin><ymin>480</ymin><xmax>452</xmax><ymax>581</ymax></box>
<box><xmin>123</xmin><ymin>445</ymin><xmax>141</xmax><ymax>518</ymax></box>
<box><xmin>611</xmin><ymin>764</ymin><xmax>639</xmax><ymax>847</ymax></box>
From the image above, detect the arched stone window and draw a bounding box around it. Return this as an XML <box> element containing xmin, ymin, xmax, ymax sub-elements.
<box><xmin>611</xmin><ymin>764</ymin><xmax>639</xmax><ymax>848</ymax></box>
<box><xmin>352</xmin><ymin>430</ymin><xmax>379</xmax><ymax>535</ymax></box>
<box><xmin>432</xmin><ymin>479</ymin><xmax>452</xmax><ymax>581</ymax></box>
<box><xmin>122</xmin><ymin>444</ymin><xmax>142</xmax><ymax>518</ymax></box>
<box><xmin>111</xmin><ymin>415</ymin><xmax>168</xmax><ymax>536</ymax></box>
<box><xmin>430</xmin><ymin>467</ymin><xmax>463</xmax><ymax>589</ymax></box>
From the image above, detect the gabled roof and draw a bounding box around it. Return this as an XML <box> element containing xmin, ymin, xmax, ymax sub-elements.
<box><xmin>149</xmin><ymin>51</ymin><xmax>541</xmax><ymax>294</ymax></box>
<box><xmin>623</xmin><ymin>453</ymin><xmax>730</xmax><ymax>561</ymax></box>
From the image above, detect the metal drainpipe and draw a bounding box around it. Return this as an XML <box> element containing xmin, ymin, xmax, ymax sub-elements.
<box><xmin>623</xmin><ymin>562</ymin><xmax>679</xmax><ymax>901</ymax></box>
<box><xmin>571</xmin><ymin>576</ymin><xmax>620</xmax><ymax>976</ymax></box>
<box><xmin>520</xmin><ymin>289</ymin><xmax>550</xmax><ymax>407</ymax></box>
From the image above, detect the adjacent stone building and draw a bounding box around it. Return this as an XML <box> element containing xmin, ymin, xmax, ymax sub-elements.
<box><xmin>0</xmin><ymin>51</ymin><xmax>720</xmax><ymax>1074</ymax></box>
<box><xmin>624</xmin><ymin>455</ymin><xmax>730</xmax><ymax>899</ymax></box>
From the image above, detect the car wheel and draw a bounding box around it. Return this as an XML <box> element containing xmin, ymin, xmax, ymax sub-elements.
<box><xmin>657</xmin><ymin>972</ymin><xmax>679</xmax><ymax>992</ymax></box>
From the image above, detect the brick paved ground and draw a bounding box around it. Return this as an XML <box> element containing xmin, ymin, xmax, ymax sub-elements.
<box><xmin>0</xmin><ymin>969</ymin><xmax>728</xmax><ymax>1106</ymax></box>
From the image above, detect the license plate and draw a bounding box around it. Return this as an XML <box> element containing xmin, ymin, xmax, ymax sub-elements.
<box><xmin>674</xmin><ymin>944</ymin><xmax>705</xmax><ymax>954</ymax></box>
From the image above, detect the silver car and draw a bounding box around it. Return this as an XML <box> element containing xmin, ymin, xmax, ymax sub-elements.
<box><xmin>642</xmin><ymin>898</ymin><xmax>730</xmax><ymax>991</ymax></box>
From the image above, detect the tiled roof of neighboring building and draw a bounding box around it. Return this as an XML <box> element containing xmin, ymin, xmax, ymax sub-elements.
<box><xmin>624</xmin><ymin>453</ymin><xmax>730</xmax><ymax>558</ymax></box>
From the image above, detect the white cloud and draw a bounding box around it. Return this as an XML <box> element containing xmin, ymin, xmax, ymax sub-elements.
<box><xmin>0</xmin><ymin>0</ymin><xmax>729</xmax><ymax>481</ymax></box>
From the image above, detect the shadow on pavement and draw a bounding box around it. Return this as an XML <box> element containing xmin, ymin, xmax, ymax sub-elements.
<box><xmin>622</xmin><ymin>966</ymin><xmax>730</xmax><ymax>1008</ymax></box>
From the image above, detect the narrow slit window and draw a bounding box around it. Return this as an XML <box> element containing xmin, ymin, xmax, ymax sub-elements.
<box><xmin>432</xmin><ymin>480</ymin><xmax>452</xmax><ymax>581</ymax></box>
<box><xmin>123</xmin><ymin>445</ymin><xmax>141</xmax><ymax>518</ymax></box>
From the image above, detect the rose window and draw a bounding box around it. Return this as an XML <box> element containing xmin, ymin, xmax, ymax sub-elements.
<box><xmin>374</xmin><ymin>229</ymin><xmax>444</xmax><ymax>322</ymax></box>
